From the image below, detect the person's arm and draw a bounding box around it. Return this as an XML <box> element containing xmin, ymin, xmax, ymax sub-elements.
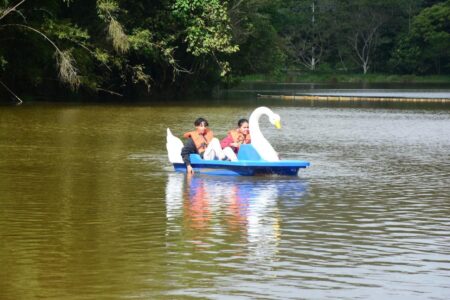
<box><xmin>220</xmin><ymin>134</ymin><xmax>234</xmax><ymax>149</ymax></box>
<box><xmin>181</xmin><ymin>138</ymin><xmax>196</xmax><ymax>174</ymax></box>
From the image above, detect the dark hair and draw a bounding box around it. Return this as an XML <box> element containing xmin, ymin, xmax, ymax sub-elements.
<box><xmin>238</xmin><ymin>118</ymin><xmax>249</xmax><ymax>127</ymax></box>
<box><xmin>194</xmin><ymin>117</ymin><xmax>209</xmax><ymax>127</ymax></box>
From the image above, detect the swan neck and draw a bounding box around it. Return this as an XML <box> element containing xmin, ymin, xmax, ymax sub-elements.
<box><xmin>249</xmin><ymin>107</ymin><xmax>271</xmax><ymax>136</ymax></box>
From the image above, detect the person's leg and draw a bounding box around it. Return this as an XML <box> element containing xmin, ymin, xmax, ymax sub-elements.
<box><xmin>223</xmin><ymin>147</ymin><xmax>238</xmax><ymax>161</ymax></box>
<box><xmin>203</xmin><ymin>138</ymin><xmax>225</xmax><ymax>160</ymax></box>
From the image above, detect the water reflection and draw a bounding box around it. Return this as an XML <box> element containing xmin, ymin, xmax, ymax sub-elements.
<box><xmin>165</xmin><ymin>174</ymin><xmax>308</xmax><ymax>257</ymax></box>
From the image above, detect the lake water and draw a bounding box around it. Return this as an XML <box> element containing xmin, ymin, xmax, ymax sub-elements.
<box><xmin>1</xmin><ymin>98</ymin><xmax>450</xmax><ymax>299</ymax></box>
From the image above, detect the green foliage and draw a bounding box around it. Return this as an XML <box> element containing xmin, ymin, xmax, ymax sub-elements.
<box><xmin>0</xmin><ymin>0</ymin><xmax>242</xmax><ymax>98</ymax></box>
<box><xmin>226</xmin><ymin>0</ymin><xmax>287</xmax><ymax>76</ymax></box>
<box><xmin>130</xmin><ymin>64</ymin><xmax>152</xmax><ymax>92</ymax></box>
<box><xmin>43</xmin><ymin>19</ymin><xmax>89</xmax><ymax>43</ymax></box>
<box><xmin>392</xmin><ymin>0</ymin><xmax>450</xmax><ymax>74</ymax></box>
<box><xmin>128</xmin><ymin>28</ymin><xmax>175</xmax><ymax>65</ymax></box>
<box><xmin>230</xmin><ymin>17</ymin><xmax>285</xmax><ymax>76</ymax></box>
<box><xmin>93</xmin><ymin>48</ymin><xmax>110</xmax><ymax>64</ymax></box>
<box><xmin>128</xmin><ymin>29</ymin><xmax>153</xmax><ymax>52</ymax></box>
<box><xmin>96</xmin><ymin>0</ymin><xmax>120</xmax><ymax>20</ymax></box>
<box><xmin>95</xmin><ymin>0</ymin><xmax>129</xmax><ymax>53</ymax></box>
<box><xmin>1</xmin><ymin>0</ymin><xmax>448</xmax><ymax>101</ymax></box>
<box><xmin>172</xmin><ymin>0</ymin><xmax>238</xmax><ymax>75</ymax></box>
<box><xmin>0</xmin><ymin>55</ymin><xmax>6</xmax><ymax>71</ymax></box>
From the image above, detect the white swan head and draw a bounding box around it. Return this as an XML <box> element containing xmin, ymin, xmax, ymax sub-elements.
<box><xmin>249</xmin><ymin>106</ymin><xmax>282</xmax><ymax>131</ymax></box>
<box><xmin>269</xmin><ymin>113</ymin><xmax>281</xmax><ymax>129</ymax></box>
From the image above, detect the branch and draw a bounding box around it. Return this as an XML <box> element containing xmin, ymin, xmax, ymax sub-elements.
<box><xmin>0</xmin><ymin>23</ymin><xmax>80</xmax><ymax>89</ymax></box>
<box><xmin>0</xmin><ymin>79</ymin><xmax>23</xmax><ymax>105</ymax></box>
<box><xmin>95</xmin><ymin>88</ymin><xmax>123</xmax><ymax>97</ymax></box>
<box><xmin>1</xmin><ymin>23</ymin><xmax>63</xmax><ymax>56</ymax></box>
<box><xmin>0</xmin><ymin>0</ymin><xmax>27</xmax><ymax>21</ymax></box>
<box><xmin>230</xmin><ymin>0</ymin><xmax>245</xmax><ymax>12</ymax></box>
<box><xmin>75</xmin><ymin>42</ymin><xmax>111</xmax><ymax>71</ymax></box>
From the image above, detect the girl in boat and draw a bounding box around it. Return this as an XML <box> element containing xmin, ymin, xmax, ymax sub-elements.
<box><xmin>220</xmin><ymin>118</ymin><xmax>251</xmax><ymax>161</ymax></box>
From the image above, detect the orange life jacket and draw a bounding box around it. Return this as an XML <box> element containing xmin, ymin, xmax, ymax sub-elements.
<box><xmin>183</xmin><ymin>129</ymin><xmax>214</xmax><ymax>154</ymax></box>
<box><xmin>229</xmin><ymin>129</ymin><xmax>251</xmax><ymax>145</ymax></box>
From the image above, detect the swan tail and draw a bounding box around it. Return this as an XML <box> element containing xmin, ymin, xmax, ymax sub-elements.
<box><xmin>166</xmin><ymin>128</ymin><xmax>184</xmax><ymax>164</ymax></box>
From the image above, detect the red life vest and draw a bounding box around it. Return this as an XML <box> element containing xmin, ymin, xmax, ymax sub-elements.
<box><xmin>183</xmin><ymin>129</ymin><xmax>214</xmax><ymax>154</ymax></box>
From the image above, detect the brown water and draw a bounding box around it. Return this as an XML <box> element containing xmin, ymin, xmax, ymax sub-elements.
<box><xmin>1</xmin><ymin>101</ymin><xmax>450</xmax><ymax>299</ymax></box>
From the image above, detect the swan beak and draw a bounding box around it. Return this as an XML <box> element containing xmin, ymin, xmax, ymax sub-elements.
<box><xmin>274</xmin><ymin>120</ymin><xmax>281</xmax><ymax>129</ymax></box>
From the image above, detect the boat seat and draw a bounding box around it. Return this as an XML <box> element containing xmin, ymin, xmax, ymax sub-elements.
<box><xmin>237</xmin><ymin>144</ymin><xmax>262</xmax><ymax>161</ymax></box>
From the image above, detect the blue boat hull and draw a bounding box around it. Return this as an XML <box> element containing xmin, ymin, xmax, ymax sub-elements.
<box><xmin>173</xmin><ymin>144</ymin><xmax>310</xmax><ymax>176</ymax></box>
<box><xmin>173</xmin><ymin>162</ymin><xmax>309</xmax><ymax>176</ymax></box>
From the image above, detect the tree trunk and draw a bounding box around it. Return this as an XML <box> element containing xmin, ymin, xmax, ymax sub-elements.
<box><xmin>363</xmin><ymin>63</ymin><xmax>368</xmax><ymax>74</ymax></box>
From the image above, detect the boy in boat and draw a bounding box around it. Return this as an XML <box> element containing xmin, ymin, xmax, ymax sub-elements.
<box><xmin>181</xmin><ymin>117</ymin><xmax>228</xmax><ymax>175</ymax></box>
<box><xmin>220</xmin><ymin>118</ymin><xmax>251</xmax><ymax>161</ymax></box>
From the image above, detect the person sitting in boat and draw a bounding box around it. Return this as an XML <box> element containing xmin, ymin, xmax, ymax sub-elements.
<box><xmin>220</xmin><ymin>118</ymin><xmax>251</xmax><ymax>161</ymax></box>
<box><xmin>181</xmin><ymin>117</ymin><xmax>227</xmax><ymax>174</ymax></box>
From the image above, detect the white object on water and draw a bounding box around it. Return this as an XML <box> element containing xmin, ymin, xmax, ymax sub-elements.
<box><xmin>249</xmin><ymin>106</ymin><xmax>281</xmax><ymax>161</ymax></box>
<box><xmin>166</xmin><ymin>128</ymin><xmax>184</xmax><ymax>163</ymax></box>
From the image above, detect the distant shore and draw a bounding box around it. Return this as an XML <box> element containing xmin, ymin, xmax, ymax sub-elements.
<box><xmin>238</xmin><ymin>73</ymin><xmax>450</xmax><ymax>84</ymax></box>
<box><xmin>257</xmin><ymin>94</ymin><xmax>450</xmax><ymax>103</ymax></box>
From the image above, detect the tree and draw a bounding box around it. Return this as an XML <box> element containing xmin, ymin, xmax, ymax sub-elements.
<box><xmin>338</xmin><ymin>1</ymin><xmax>394</xmax><ymax>74</ymax></box>
<box><xmin>285</xmin><ymin>0</ymin><xmax>319</xmax><ymax>71</ymax></box>
<box><xmin>0</xmin><ymin>0</ymin><xmax>80</xmax><ymax>102</ymax></box>
<box><xmin>0</xmin><ymin>0</ymin><xmax>239</xmax><ymax>101</ymax></box>
<box><xmin>225</xmin><ymin>0</ymin><xmax>285</xmax><ymax>76</ymax></box>
<box><xmin>392</xmin><ymin>0</ymin><xmax>450</xmax><ymax>74</ymax></box>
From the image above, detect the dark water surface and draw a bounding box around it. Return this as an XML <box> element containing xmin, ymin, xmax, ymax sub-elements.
<box><xmin>1</xmin><ymin>101</ymin><xmax>450</xmax><ymax>299</ymax></box>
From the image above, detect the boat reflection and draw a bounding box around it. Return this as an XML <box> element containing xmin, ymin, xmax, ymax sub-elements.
<box><xmin>165</xmin><ymin>174</ymin><xmax>308</xmax><ymax>256</ymax></box>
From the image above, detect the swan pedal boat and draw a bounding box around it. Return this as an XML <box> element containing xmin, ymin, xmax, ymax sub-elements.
<box><xmin>166</xmin><ymin>106</ymin><xmax>311</xmax><ymax>176</ymax></box>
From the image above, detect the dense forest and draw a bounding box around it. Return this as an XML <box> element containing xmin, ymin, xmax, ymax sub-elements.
<box><xmin>0</xmin><ymin>0</ymin><xmax>449</xmax><ymax>101</ymax></box>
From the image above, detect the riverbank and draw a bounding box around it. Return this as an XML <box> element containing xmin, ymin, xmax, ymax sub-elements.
<box><xmin>257</xmin><ymin>94</ymin><xmax>450</xmax><ymax>103</ymax></box>
<box><xmin>239</xmin><ymin>73</ymin><xmax>450</xmax><ymax>84</ymax></box>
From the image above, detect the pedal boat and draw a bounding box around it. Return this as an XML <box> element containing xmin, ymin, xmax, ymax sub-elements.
<box><xmin>171</xmin><ymin>144</ymin><xmax>310</xmax><ymax>176</ymax></box>
<box><xmin>167</xmin><ymin>106</ymin><xmax>311</xmax><ymax>176</ymax></box>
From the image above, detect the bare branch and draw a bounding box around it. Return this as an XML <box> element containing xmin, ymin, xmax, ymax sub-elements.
<box><xmin>0</xmin><ymin>23</ymin><xmax>80</xmax><ymax>88</ymax></box>
<box><xmin>230</xmin><ymin>0</ymin><xmax>245</xmax><ymax>12</ymax></box>
<box><xmin>0</xmin><ymin>0</ymin><xmax>27</xmax><ymax>21</ymax></box>
<box><xmin>95</xmin><ymin>87</ymin><xmax>123</xmax><ymax>97</ymax></box>
<box><xmin>0</xmin><ymin>79</ymin><xmax>23</xmax><ymax>105</ymax></box>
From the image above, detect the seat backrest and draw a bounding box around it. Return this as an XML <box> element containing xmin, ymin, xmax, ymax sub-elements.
<box><xmin>237</xmin><ymin>144</ymin><xmax>262</xmax><ymax>161</ymax></box>
<box><xmin>189</xmin><ymin>154</ymin><xmax>203</xmax><ymax>163</ymax></box>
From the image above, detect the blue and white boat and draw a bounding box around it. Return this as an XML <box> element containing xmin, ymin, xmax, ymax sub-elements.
<box><xmin>166</xmin><ymin>107</ymin><xmax>310</xmax><ymax>176</ymax></box>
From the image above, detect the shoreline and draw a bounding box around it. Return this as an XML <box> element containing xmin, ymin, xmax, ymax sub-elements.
<box><xmin>257</xmin><ymin>94</ymin><xmax>450</xmax><ymax>103</ymax></box>
<box><xmin>238</xmin><ymin>73</ymin><xmax>450</xmax><ymax>84</ymax></box>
